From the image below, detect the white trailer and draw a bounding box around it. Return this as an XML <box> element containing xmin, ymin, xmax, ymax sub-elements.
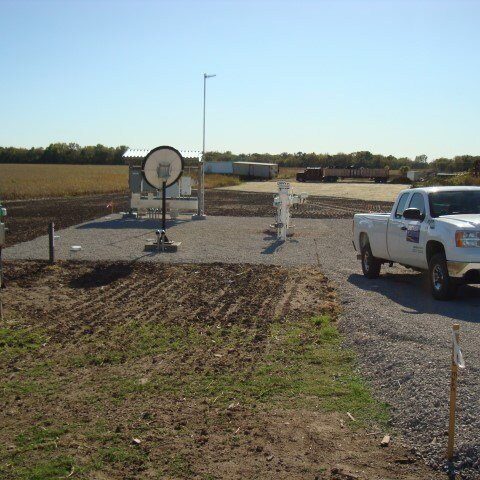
<box><xmin>204</xmin><ymin>161</ymin><xmax>233</xmax><ymax>174</ymax></box>
<box><xmin>233</xmin><ymin>162</ymin><xmax>278</xmax><ymax>179</ymax></box>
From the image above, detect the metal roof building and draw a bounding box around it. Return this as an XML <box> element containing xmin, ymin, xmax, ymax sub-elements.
<box><xmin>123</xmin><ymin>148</ymin><xmax>202</xmax><ymax>162</ymax></box>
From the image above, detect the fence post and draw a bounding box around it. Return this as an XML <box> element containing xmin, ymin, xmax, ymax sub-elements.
<box><xmin>48</xmin><ymin>222</ymin><xmax>55</xmax><ymax>264</ymax></box>
<box><xmin>0</xmin><ymin>246</ymin><xmax>3</xmax><ymax>289</ymax></box>
<box><xmin>0</xmin><ymin>246</ymin><xmax>3</xmax><ymax>322</ymax></box>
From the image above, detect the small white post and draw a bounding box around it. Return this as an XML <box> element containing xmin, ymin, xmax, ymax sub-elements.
<box><xmin>277</xmin><ymin>181</ymin><xmax>291</xmax><ymax>241</ymax></box>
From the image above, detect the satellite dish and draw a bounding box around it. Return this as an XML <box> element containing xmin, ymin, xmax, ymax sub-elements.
<box><xmin>142</xmin><ymin>146</ymin><xmax>184</xmax><ymax>189</ymax></box>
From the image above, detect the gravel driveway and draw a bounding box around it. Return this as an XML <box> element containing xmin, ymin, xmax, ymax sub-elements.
<box><xmin>313</xmin><ymin>220</ymin><xmax>480</xmax><ymax>479</ymax></box>
<box><xmin>4</xmin><ymin>214</ymin><xmax>479</xmax><ymax>477</ymax></box>
<box><xmin>220</xmin><ymin>180</ymin><xmax>406</xmax><ymax>202</ymax></box>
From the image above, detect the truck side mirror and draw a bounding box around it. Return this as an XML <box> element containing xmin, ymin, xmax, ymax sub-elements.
<box><xmin>403</xmin><ymin>208</ymin><xmax>424</xmax><ymax>221</ymax></box>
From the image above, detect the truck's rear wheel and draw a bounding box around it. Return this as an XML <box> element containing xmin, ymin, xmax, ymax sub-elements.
<box><xmin>428</xmin><ymin>253</ymin><xmax>457</xmax><ymax>300</ymax></box>
<box><xmin>361</xmin><ymin>243</ymin><xmax>381</xmax><ymax>278</ymax></box>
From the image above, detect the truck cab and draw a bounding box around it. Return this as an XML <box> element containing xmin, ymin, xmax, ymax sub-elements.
<box><xmin>296</xmin><ymin>168</ymin><xmax>323</xmax><ymax>182</ymax></box>
<box><xmin>353</xmin><ymin>187</ymin><xmax>480</xmax><ymax>300</ymax></box>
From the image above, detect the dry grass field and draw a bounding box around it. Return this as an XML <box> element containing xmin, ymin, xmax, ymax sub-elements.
<box><xmin>0</xmin><ymin>164</ymin><xmax>129</xmax><ymax>200</ymax></box>
<box><xmin>277</xmin><ymin>166</ymin><xmax>300</xmax><ymax>179</ymax></box>
<box><xmin>0</xmin><ymin>164</ymin><xmax>242</xmax><ymax>200</ymax></box>
<box><xmin>203</xmin><ymin>173</ymin><xmax>241</xmax><ymax>189</ymax></box>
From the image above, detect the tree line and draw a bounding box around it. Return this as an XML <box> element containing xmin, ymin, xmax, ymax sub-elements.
<box><xmin>0</xmin><ymin>143</ymin><xmax>128</xmax><ymax>165</ymax></box>
<box><xmin>1</xmin><ymin>143</ymin><xmax>479</xmax><ymax>173</ymax></box>
<box><xmin>206</xmin><ymin>151</ymin><xmax>480</xmax><ymax>173</ymax></box>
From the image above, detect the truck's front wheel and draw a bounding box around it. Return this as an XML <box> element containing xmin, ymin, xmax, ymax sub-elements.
<box><xmin>361</xmin><ymin>243</ymin><xmax>381</xmax><ymax>279</ymax></box>
<box><xmin>428</xmin><ymin>253</ymin><xmax>458</xmax><ymax>301</ymax></box>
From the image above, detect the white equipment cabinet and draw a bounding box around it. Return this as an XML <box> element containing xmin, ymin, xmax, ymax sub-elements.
<box><xmin>123</xmin><ymin>148</ymin><xmax>200</xmax><ymax>216</ymax></box>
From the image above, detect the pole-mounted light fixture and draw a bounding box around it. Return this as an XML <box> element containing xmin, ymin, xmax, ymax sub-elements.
<box><xmin>195</xmin><ymin>73</ymin><xmax>216</xmax><ymax>220</ymax></box>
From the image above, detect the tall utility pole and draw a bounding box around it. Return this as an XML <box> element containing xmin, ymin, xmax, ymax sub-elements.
<box><xmin>194</xmin><ymin>73</ymin><xmax>216</xmax><ymax>219</ymax></box>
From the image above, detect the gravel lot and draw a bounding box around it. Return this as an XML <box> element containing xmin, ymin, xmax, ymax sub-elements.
<box><xmin>3</xmin><ymin>215</ymin><xmax>328</xmax><ymax>266</ymax></box>
<box><xmin>4</xmin><ymin>214</ymin><xmax>480</xmax><ymax>478</ymax></box>
<box><xmin>220</xmin><ymin>180</ymin><xmax>407</xmax><ymax>202</ymax></box>
<box><xmin>314</xmin><ymin>222</ymin><xmax>480</xmax><ymax>479</ymax></box>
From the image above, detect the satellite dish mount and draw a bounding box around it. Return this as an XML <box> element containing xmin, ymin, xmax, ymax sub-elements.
<box><xmin>142</xmin><ymin>146</ymin><xmax>184</xmax><ymax>251</ymax></box>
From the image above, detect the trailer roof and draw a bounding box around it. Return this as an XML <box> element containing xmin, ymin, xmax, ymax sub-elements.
<box><xmin>233</xmin><ymin>161</ymin><xmax>278</xmax><ymax>166</ymax></box>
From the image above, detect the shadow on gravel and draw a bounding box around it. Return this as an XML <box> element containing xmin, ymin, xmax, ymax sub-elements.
<box><xmin>261</xmin><ymin>237</ymin><xmax>299</xmax><ymax>254</ymax></box>
<box><xmin>348</xmin><ymin>272</ymin><xmax>480</xmax><ymax>323</ymax></box>
<box><xmin>76</xmin><ymin>218</ymin><xmax>189</xmax><ymax>230</ymax></box>
<box><xmin>261</xmin><ymin>239</ymin><xmax>285</xmax><ymax>254</ymax></box>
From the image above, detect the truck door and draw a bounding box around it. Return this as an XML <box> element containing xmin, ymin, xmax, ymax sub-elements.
<box><xmin>387</xmin><ymin>192</ymin><xmax>411</xmax><ymax>262</ymax></box>
<box><xmin>401</xmin><ymin>192</ymin><xmax>428</xmax><ymax>268</ymax></box>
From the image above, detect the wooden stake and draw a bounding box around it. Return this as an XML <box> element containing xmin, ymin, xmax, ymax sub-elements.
<box><xmin>48</xmin><ymin>222</ymin><xmax>55</xmax><ymax>264</ymax></box>
<box><xmin>447</xmin><ymin>323</ymin><xmax>460</xmax><ymax>461</ymax></box>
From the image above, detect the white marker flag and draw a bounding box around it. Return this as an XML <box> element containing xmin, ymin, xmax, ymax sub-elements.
<box><xmin>452</xmin><ymin>329</ymin><xmax>466</xmax><ymax>369</ymax></box>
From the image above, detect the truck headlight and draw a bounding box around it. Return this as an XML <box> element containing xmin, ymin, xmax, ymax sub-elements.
<box><xmin>455</xmin><ymin>230</ymin><xmax>480</xmax><ymax>247</ymax></box>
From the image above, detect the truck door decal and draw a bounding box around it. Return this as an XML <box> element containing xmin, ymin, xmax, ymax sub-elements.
<box><xmin>406</xmin><ymin>224</ymin><xmax>420</xmax><ymax>243</ymax></box>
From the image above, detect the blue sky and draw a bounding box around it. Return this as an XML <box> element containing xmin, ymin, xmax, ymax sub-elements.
<box><xmin>1</xmin><ymin>0</ymin><xmax>479</xmax><ymax>159</ymax></box>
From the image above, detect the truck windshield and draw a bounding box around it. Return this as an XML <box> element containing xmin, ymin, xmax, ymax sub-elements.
<box><xmin>429</xmin><ymin>191</ymin><xmax>480</xmax><ymax>217</ymax></box>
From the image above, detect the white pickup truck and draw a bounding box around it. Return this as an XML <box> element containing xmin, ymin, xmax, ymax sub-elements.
<box><xmin>353</xmin><ymin>186</ymin><xmax>480</xmax><ymax>300</ymax></box>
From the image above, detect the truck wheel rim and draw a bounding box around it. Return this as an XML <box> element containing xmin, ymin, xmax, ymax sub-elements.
<box><xmin>433</xmin><ymin>265</ymin><xmax>444</xmax><ymax>291</ymax></box>
<box><xmin>363</xmin><ymin>250</ymin><xmax>370</xmax><ymax>271</ymax></box>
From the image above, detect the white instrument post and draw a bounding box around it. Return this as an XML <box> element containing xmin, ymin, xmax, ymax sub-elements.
<box><xmin>272</xmin><ymin>181</ymin><xmax>307</xmax><ymax>241</ymax></box>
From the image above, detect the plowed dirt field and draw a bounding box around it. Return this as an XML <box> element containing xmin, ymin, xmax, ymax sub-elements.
<box><xmin>0</xmin><ymin>261</ymin><xmax>436</xmax><ymax>479</ymax></box>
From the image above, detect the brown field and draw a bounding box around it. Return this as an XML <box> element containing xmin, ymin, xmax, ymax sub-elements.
<box><xmin>0</xmin><ymin>164</ymin><xmax>243</xmax><ymax>200</ymax></box>
<box><xmin>0</xmin><ymin>260</ymin><xmax>435</xmax><ymax>479</ymax></box>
